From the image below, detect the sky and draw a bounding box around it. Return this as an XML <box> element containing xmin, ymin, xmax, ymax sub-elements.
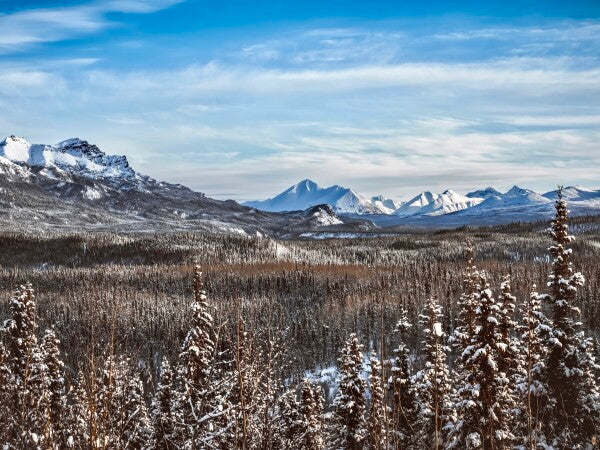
<box><xmin>1</xmin><ymin>0</ymin><xmax>600</xmax><ymax>201</ymax></box>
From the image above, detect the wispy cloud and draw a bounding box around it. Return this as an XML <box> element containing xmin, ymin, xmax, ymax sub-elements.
<box><xmin>0</xmin><ymin>0</ymin><xmax>184</xmax><ymax>52</ymax></box>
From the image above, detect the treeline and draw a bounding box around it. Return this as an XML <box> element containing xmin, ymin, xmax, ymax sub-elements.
<box><xmin>0</xmin><ymin>197</ymin><xmax>599</xmax><ymax>448</ymax></box>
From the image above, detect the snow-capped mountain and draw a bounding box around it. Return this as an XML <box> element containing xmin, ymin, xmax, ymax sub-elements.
<box><xmin>393</xmin><ymin>191</ymin><xmax>437</xmax><ymax>217</ymax></box>
<box><xmin>468</xmin><ymin>186</ymin><xmax>550</xmax><ymax>210</ymax></box>
<box><xmin>370</xmin><ymin>195</ymin><xmax>402</xmax><ymax>214</ymax></box>
<box><xmin>543</xmin><ymin>185</ymin><xmax>600</xmax><ymax>202</ymax></box>
<box><xmin>1</xmin><ymin>136</ymin><xmax>134</xmax><ymax>180</ymax></box>
<box><xmin>450</xmin><ymin>185</ymin><xmax>554</xmax><ymax>222</ymax></box>
<box><xmin>244</xmin><ymin>179</ymin><xmax>388</xmax><ymax>214</ymax></box>
<box><xmin>466</xmin><ymin>187</ymin><xmax>502</xmax><ymax>199</ymax></box>
<box><xmin>393</xmin><ymin>190</ymin><xmax>482</xmax><ymax>217</ymax></box>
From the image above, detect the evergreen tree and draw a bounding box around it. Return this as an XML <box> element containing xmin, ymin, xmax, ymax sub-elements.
<box><xmin>277</xmin><ymin>386</ymin><xmax>303</xmax><ymax>448</ymax></box>
<box><xmin>122</xmin><ymin>368</ymin><xmax>152</xmax><ymax>448</ymax></box>
<box><xmin>493</xmin><ymin>276</ymin><xmax>520</xmax><ymax>446</ymax></box>
<box><xmin>252</xmin><ymin>333</ymin><xmax>285</xmax><ymax>450</ymax></box>
<box><xmin>448</xmin><ymin>272</ymin><xmax>513</xmax><ymax>448</ymax></box>
<box><xmin>331</xmin><ymin>333</ymin><xmax>367</xmax><ymax>450</ymax></box>
<box><xmin>0</xmin><ymin>336</ymin><xmax>12</xmax><ymax>444</ymax></box>
<box><xmin>176</xmin><ymin>265</ymin><xmax>219</xmax><ymax>446</ymax></box>
<box><xmin>96</xmin><ymin>355</ymin><xmax>151</xmax><ymax>448</ymax></box>
<box><xmin>515</xmin><ymin>286</ymin><xmax>549</xmax><ymax>449</ymax></box>
<box><xmin>414</xmin><ymin>296</ymin><xmax>451</xmax><ymax>449</ymax></box>
<box><xmin>4</xmin><ymin>284</ymin><xmax>48</xmax><ymax>448</ymax></box>
<box><xmin>540</xmin><ymin>188</ymin><xmax>600</xmax><ymax>446</ymax></box>
<box><xmin>151</xmin><ymin>357</ymin><xmax>179</xmax><ymax>449</ymax></box>
<box><xmin>496</xmin><ymin>276</ymin><xmax>520</xmax><ymax>378</ymax></box>
<box><xmin>299</xmin><ymin>379</ymin><xmax>324</xmax><ymax>450</ymax></box>
<box><xmin>40</xmin><ymin>327</ymin><xmax>69</xmax><ymax>448</ymax></box>
<box><xmin>69</xmin><ymin>370</ymin><xmax>93</xmax><ymax>448</ymax></box>
<box><xmin>451</xmin><ymin>248</ymin><xmax>480</xmax><ymax>361</ymax></box>
<box><xmin>367</xmin><ymin>351</ymin><xmax>387</xmax><ymax>450</ymax></box>
<box><xmin>389</xmin><ymin>309</ymin><xmax>418</xmax><ymax>448</ymax></box>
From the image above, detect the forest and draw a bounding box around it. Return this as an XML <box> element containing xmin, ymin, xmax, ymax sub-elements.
<box><xmin>0</xmin><ymin>194</ymin><xmax>599</xmax><ymax>449</ymax></box>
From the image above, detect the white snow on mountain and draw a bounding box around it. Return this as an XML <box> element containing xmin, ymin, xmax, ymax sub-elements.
<box><xmin>543</xmin><ymin>185</ymin><xmax>600</xmax><ymax>202</ymax></box>
<box><xmin>370</xmin><ymin>195</ymin><xmax>402</xmax><ymax>214</ymax></box>
<box><xmin>393</xmin><ymin>191</ymin><xmax>436</xmax><ymax>216</ymax></box>
<box><xmin>305</xmin><ymin>205</ymin><xmax>344</xmax><ymax>226</ymax></box>
<box><xmin>247</xmin><ymin>179</ymin><xmax>600</xmax><ymax>220</ymax></box>
<box><xmin>453</xmin><ymin>185</ymin><xmax>553</xmax><ymax>219</ymax></box>
<box><xmin>0</xmin><ymin>135</ymin><xmax>134</xmax><ymax>181</ymax></box>
<box><xmin>244</xmin><ymin>179</ymin><xmax>387</xmax><ymax>214</ymax></box>
<box><xmin>417</xmin><ymin>190</ymin><xmax>484</xmax><ymax>216</ymax></box>
<box><xmin>466</xmin><ymin>187</ymin><xmax>502</xmax><ymax>199</ymax></box>
<box><xmin>392</xmin><ymin>190</ymin><xmax>481</xmax><ymax>217</ymax></box>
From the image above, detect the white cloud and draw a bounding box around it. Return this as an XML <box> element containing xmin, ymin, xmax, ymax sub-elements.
<box><xmin>0</xmin><ymin>0</ymin><xmax>184</xmax><ymax>52</ymax></box>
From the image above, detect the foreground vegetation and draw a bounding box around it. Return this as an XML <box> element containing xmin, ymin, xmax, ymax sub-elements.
<box><xmin>0</xmin><ymin>197</ymin><xmax>599</xmax><ymax>448</ymax></box>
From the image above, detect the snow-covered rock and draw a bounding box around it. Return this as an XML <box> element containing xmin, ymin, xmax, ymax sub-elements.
<box><xmin>303</xmin><ymin>204</ymin><xmax>344</xmax><ymax>226</ymax></box>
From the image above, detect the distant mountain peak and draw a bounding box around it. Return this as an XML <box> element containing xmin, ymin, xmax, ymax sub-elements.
<box><xmin>244</xmin><ymin>179</ymin><xmax>386</xmax><ymax>214</ymax></box>
<box><xmin>467</xmin><ymin>187</ymin><xmax>501</xmax><ymax>199</ymax></box>
<box><xmin>505</xmin><ymin>185</ymin><xmax>532</xmax><ymax>196</ymax></box>
<box><xmin>290</xmin><ymin>178</ymin><xmax>319</xmax><ymax>193</ymax></box>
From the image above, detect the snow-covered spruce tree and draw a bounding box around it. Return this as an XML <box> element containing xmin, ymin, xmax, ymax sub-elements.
<box><xmin>331</xmin><ymin>333</ymin><xmax>367</xmax><ymax>450</ymax></box>
<box><xmin>450</xmin><ymin>248</ymin><xmax>480</xmax><ymax>363</ymax></box>
<box><xmin>277</xmin><ymin>386</ymin><xmax>303</xmax><ymax>448</ymax></box>
<box><xmin>515</xmin><ymin>286</ymin><xmax>549</xmax><ymax>449</ymax></box>
<box><xmin>96</xmin><ymin>355</ymin><xmax>151</xmax><ymax>448</ymax></box>
<box><xmin>176</xmin><ymin>265</ymin><xmax>219</xmax><ymax>446</ymax></box>
<box><xmin>493</xmin><ymin>276</ymin><xmax>520</xmax><ymax>444</ymax></box>
<box><xmin>69</xmin><ymin>370</ymin><xmax>94</xmax><ymax>448</ymax></box>
<box><xmin>215</xmin><ymin>312</ymin><xmax>260</xmax><ymax>449</ymax></box>
<box><xmin>0</xmin><ymin>336</ymin><xmax>11</xmax><ymax>443</ymax></box>
<box><xmin>251</xmin><ymin>333</ymin><xmax>286</xmax><ymax>450</ymax></box>
<box><xmin>367</xmin><ymin>351</ymin><xmax>387</xmax><ymax>450</ymax></box>
<box><xmin>389</xmin><ymin>310</ymin><xmax>418</xmax><ymax>449</ymax></box>
<box><xmin>3</xmin><ymin>284</ymin><xmax>49</xmax><ymax>448</ymax></box>
<box><xmin>414</xmin><ymin>296</ymin><xmax>451</xmax><ymax>449</ymax></box>
<box><xmin>299</xmin><ymin>378</ymin><xmax>324</xmax><ymax>450</ymax></box>
<box><xmin>540</xmin><ymin>188</ymin><xmax>600</xmax><ymax>446</ymax></box>
<box><xmin>496</xmin><ymin>276</ymin><xmax>520</xmax><ymax>378</ymax></box>
<box><xmin>448</xmin><ymin>271</ymin><xmax>514</xmax><ymax>449</ymax></box>
<box><xmin>40</xmin><ymin>327</ymin><xmax>69</xmax><ymax>448</ymax></box>
<box><xmin>122</xmin><ymin>366</ymin><xmax>152</xmax><ymax>447</ymax></box>
<box><xmin>151</xmin><ymin>357</ymin><xmax>180</xmax><ymax>449</ymax></box>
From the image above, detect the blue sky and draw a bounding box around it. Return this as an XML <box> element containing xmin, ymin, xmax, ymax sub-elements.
<box><xmin>1</xmin><ymin>1</ymin><xmax>600</xmax><ymax>201</ymax></box>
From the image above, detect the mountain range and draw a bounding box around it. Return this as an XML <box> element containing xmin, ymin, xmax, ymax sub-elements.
<box><xmin>2</xmin><ymin>134</ymin><xmax>599</xmax><ymax>236</ymax></box>
<box><xmin>0</xmin><ymin>135</ymin><xmax>374</xmax><ymax>236</ymax></box>
<box><xmin>246</xmin><ymin>179</ymin><xmax>600</xmax><ymax>226</ymax></box>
